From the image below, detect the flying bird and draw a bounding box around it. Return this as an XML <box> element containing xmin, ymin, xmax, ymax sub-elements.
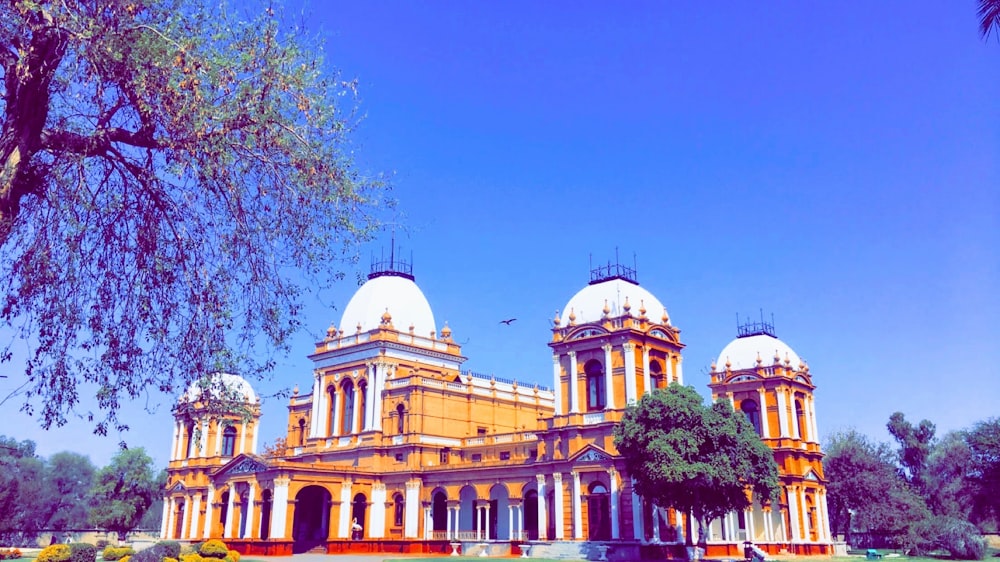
<box><xmin>499</xmin><ymin>318</ymin><xmax>517</xmax><ymax>325</ymax></box>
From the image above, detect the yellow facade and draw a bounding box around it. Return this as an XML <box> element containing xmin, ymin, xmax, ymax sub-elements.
<box><xmin>161</xmin><ymin>261</ymin><xmax>832</xmax><ymax>558</ymax></box>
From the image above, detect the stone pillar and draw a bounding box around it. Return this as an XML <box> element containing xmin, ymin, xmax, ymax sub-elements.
<box><xmin>405</xmin><ymin>480</ymin><xmax>420</xmax><ymax>538</ymax></box>
<box><xmin>508</xmin><ymin>504</ymin><xmax>514</xmax><ymax>541</ymax></box>
<box><xmin>536</xmin><ymin>474</ymin><xmax>548</xmax><ymax>541</ymax></box>
<box><xmin>602</xmin><ymin>344</ymin><xmax>614</xmax><ymax>409</ymax></box>
<box><xmin>568</xmin><ymin>351</ymin><xmax>579</xmax><ymax>413</ymax></box>
<box><xmin>651</xmin><ymin>505</ymin><xmax>661</xmax><ymax>543</ymax></box>
<box><xmin>485</xmin><ymin>501</ymin><xmax>491</xmax><ymax>541</ymax></box>
<box><xmin>609</xmin><ymin>468</ymin><xmax>620</xmax><ymax>539</ymax></box>
<box><xmin>572</xmin><ymin>471</ymin><xmax>583</xmax><ymax>539</ymax></box>
<box><xmin>331</xmin><ymin>383</ymin><xmax>341</xmax><ymax>437</ymax></box>
<box><xmin>309</xmin><ymin>374</ymin><xmax>321</xmax><ymax>438</ymax></box>
<box><xmin>244</xmin><ymin>483</ymin><xmax>256</xmax><ymax>539</ymax></box>
<box><xmin>786</xmin><ymin>486</ymin><xmax>800</xmax><ymax>542</ymax></box>
<box><xmin>758</xmin><ymin>388</ymin><xmax>770</xmax><ymax>438</ymax></box>
<box><xmin>642</xmin><ymin>346</ymin><xmax>651</xmax><ymax>396</ymax></box>
<box><xmin>224</xmin><ymin>488</ymin><xmax>236</xmax><ymax>539</ymax></box>
<box><xmin>800</xmin><ymin>487</ymin><xmax>811</xmax><ymax>541</ymax></box>
<box><xmin>364</xmin><ymin>363</ymin><xmax>376</xmax><ymax>430</ymax></box>
<box><xmin>631</xmin><ymin>481</ymin><xmax>644</xmax><ymax>541</ymax></box>
<box><xmin>199</xmin><ymin>419</ymin><xmax>209</xmax><ymax>457</ymax></box>
<box><xmin>745</xmin><ymin>505</ymin><xmax>755</xmax><ymax>542</ymax></box>
<box><xmin>270</xmin><ymin>478</ymin><xmax>289</xmax><ymax>539</ymax></box>
<box><xmin>203</xmin><ymin>486</ymin><xmax>215</xmax><ymax>539</ymax></box>
<box><xmin>553</xmin><ymin>473</ymin><xmax>565</xmax><ymax>540</ymax></box>
<box><xmin>623</xmin><ymin>343</ymin><xmax>637</xmax><ymax>405</ymax></box>
<box><xmin>339</xmin><ymin>479</ymin><xmax>353</xmax><ymax>538</ymax></box>
<box><xmin>552</xmin><ymin>354</ymin><xmax>564</xmax><ymax>416</ymax></box>
<box><xmin>809</xmin><ymin>396</ymin><xmax>820</xmax><ymax>444</ymax></box>
<box><xmin>675</xmin><ymin>355</ymin><xmax>684</xmax><ymax>385</ymax></box>
<box><xmin>790</xmin><ymin>394</ymin><xmax>801</xmax><ymax>440</ymax></box>
<box><xmin>776</xmin><ymin>389</ymin><xmax>789</xmax><ymax>438</ymax></box>
<box><xmin>189</xmin><ymin>494</ymin><xmax>202</xmax><ymax>539</ymax></box>
<box><xmin>370</xmin><ymin>481</ymin><xmax>386</xmax><ymax>538</ymax></box>
<box><xmin>160</xmin><ymin>498</ymin><xmax>170</xmax><ymax>538</ymax></box>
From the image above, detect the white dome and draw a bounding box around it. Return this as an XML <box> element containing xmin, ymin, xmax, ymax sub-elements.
<box><xmin>183</xmin><ymin>373</ymin><xmax>257</xmax><ymax>403</ymax></box>
<box><xmin>339</xmin><ymin>274</ymin><xmax>436</xmax><ymax>336</ymax></box>
<box><xmin>715</xmin><ymin>333</ymin><xmax>802</xmax><ymax>372</ymax></box>
<box><xmin>561</xmin><ymin>278</ymin><xmax>669</xmax><ymax>325</ymax></box>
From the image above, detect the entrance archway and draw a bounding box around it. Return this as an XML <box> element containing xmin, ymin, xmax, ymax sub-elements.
<box><xmin>432</xmin><ymin>490</ymin><xmax>448</xmax><ymax>536</ymax></box>
<box><xmin>351</xmin><ymin>493</ymin><xmax>368</xmax><ymax>538</ymax></box>
<box><xmin>587</xmin><ymin>482</ymin><xmax>610</xmax><ymax>540</ymax></box>
<box><xmin>524</xmin><ymin>490</ymin><xmax>539</xmax><ymax>540</ymax></box>
<box><xmin>292</xmin><ymin>485</ymin><xmax>331</xmax><ymax>553</ymax></box>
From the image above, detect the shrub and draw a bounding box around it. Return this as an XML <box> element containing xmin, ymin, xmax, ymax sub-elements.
<box><xmin>938</xmin><ymin>518</ymin><xmax>986</xmax><ymax>560</ymax></box>
<box><xmin>96</xmin><ymin>540</ymin><xmax>109</xmax><ymax>550</ymax></box>
<box><xmin>226</xmin><ymin>551</ymin><xmax>239</xmax><ymax>562</ymax></box>
<box><xmin>0</xmin><ymin>549</ymin><xmax>23</xmax><ymax>561</ymax></box>
<box><xmin>179</xmin><ymin>554</ymin><xmax>203</xmax><ymax>562</ymax></box>
<box><xmin>129</xmin><ymin>548</ymin><xmax>163</xmax><ymax>562</ymax></box>
<box><xmin>164</xmin><ymin>558</ymin><xmax>178</xmax><ymax>562</ymax></box>
<box><xmin>120</xmin><ymin>556</ymin><xmax>130</xmax><ymax>562</ymax></box>
<box><xmin>102</xmin><ymin>546</ymin><xmax>135</xmax><ymax>561</ymax></box>
<box><xmin>38</xmin><ymin>545</ymin><xmax>72</xmax><ymax>562</ymax></box>
<box><xmin>156</xmin><ymin>543</ymin><xmax>181</xmax><ymax>560</ymax></box>
<box><xmin>69</xmin><ymin>543</ymin><xmax>98</xmax><ymax>562</ymax></box>
<box><xmin>198</xmin><ymin>541</ymin><xmax>228</xmax><ymax>559</ymax></box>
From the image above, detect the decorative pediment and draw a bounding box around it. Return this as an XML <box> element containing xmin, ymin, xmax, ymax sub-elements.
<box><xmin>568</xmin><ymin>327</ymin><xmax>608</xmax><ymax>340</ymax></box>
<box><xmin>803</xmin><ymin>469</ymin><xmax>819</xmax><ymax>481</ymax></box>
<box><xmin>729</xmin><ymin>374</ymin><xmax>760</xmax><ymax>383</ymax></box>
<box><xmin>216</xmin><ymin>454</ymin><xmax>269</xmax><ymax>478</ymax></box>
<box><xmin>571</xmin><ymin>445</ymin><xmax>614</xmax><ymax>464</ymax></box>
<box><xmin>169</xmin><ymin>480</ymin><xmax>186</xmax><ymax>493</ymax></box>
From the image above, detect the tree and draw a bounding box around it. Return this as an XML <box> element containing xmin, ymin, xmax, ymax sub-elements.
<box><xmin>966</xmin><ymin>417</ymin><xmax>1000</xmax><ymax>527</ymax></box>
<box><xmin>0</xmin><ymin>435</ymin><xmax>45</xmax><ymax>546</ymax></box>
<box><xmin>0</xmin><ymin>0</ymin><xmax>387</xmax><ymax>435</ymax></box>
<box><xmin>613</xmin><ymin>384</ymin><xmax>780</xmax><ymax>549</ymax></box>
<box><xmin>979</xmin><ymin>0</ymin><xmax>1000</xmax><ymax>39</ymax></box>
<box><xmin>824</xmin><ymin>429</ymin><xmax>929</xmax><ymax>546</ymax></box>
<box><xmin>923</xmin><ymin>431</ymin><xmax>975</xmax><ymax>521</ymax></box>
<box><xmin>887</xmin><ymin>412</ymin><xmax>935</xmax><ymax>488</ymax></box>
<box><xmin>88</xmin><ymin>447</ymin><xmax>161</xmax><ymax>541</ymax></box>
<box><xmin>40</xmin><ymin>451</ymin><xmax>96</xmax><ymax>531</ymax></box>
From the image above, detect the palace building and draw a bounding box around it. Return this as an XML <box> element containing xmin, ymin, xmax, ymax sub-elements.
<box><xmin>160</xmin><ymin>258</ymin><xmax>833</xmax><ymax>559</ymax></box>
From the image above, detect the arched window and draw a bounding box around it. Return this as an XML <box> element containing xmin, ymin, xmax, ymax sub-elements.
<box><xmin>649</xmin><ymin>359</ymin><xmax>664</xmax><ymax>390</ymax></box>
<box><xmin>184</xmin><ymin>421</ymin><xmax>195</xmax><ymax>458</ymax></box>
<box><xmin>326</xmin><ymin>385</ymin><xmax>337</xmax><ymax>437</ymax></box>
<box><xmin>219</xmin><ymin>490</ymin><xmax>229</xmax><ymax>526</ymax></box>
<box><xmin>795</xmin><ymin>398</ymin><xmax>807</xmax><ymax>440</ymax></box>
<box><xmin>741</xmin><ymin>400</ymin><xmax>761</xmax><ymax>435</ymax></box>
<box><xmin>297</xmin><ymin>418</ymin><xmax>305</xmax><ymax>446</ymax></box>
<box><xmin>341</xmin><ymin>380</ymin><xmax>356</xmax><ymax>435</ymax></box>
<box><xmin>221</xmin><ymin>425</ymin><xmax>237</xmax><ymax>457</ymax></box>
<box><xmin>393</xmin><ymin>493</ymin><xmax>405</xmax><ymax>527</ymax></box>
<box><xmin>396</xmin><ymin>404</ymin><xmax>405</xmax><ymax>434</ymax></box>
<box><xmin>585</xmin><ymin>359</ymin><xmax>605</xmax><ymax>411</ymax></box>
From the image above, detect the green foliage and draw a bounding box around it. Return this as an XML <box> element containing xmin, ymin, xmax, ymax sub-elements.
<box><xmin>0</xmin><ymin>436</ymin><xmax>44</xmax><ymax>546</ymax></box>
<box><xmin>888</xmin><ymin>412</ymin><xmax>936</xmax><ymax>488</ymax></box>
<box><xmin>0</xmin><ymin>0</ymin><xmax>388</xmax><ymax>436</ymax></box>
<box><xmin>101</xmin><ymin>547</ymin><xmax>135</xmax><ymax>561</ymax></box>
<box><xmin>88</xmin><ymin>448</ymin><xmax>160</xmax><ymax>541</ymax></box>
<box><xmin>966</xmin><ymin>417</ymin><xmax>1000</xmax><ymax>527</ymax></box>
<box><xmin>198</xmin><ymin>541</ymin><xmax>228</xmax><ymax>559</ymax></box>
<box><xmin>41</xmin><ymin>452</ymin><xmax>97</xmax><ymax>531</ymax></box>
<box><xmin>924</xmin><ymin>431</ymin><xmax>976</xmax><ymax>520</ymax></box>
<box><xmin>178</xmin><ymin>553</ymin><xmax>203</xmax><ymax>562</ymax></box>
<box><xmin>68</xmin><ymin>543</ymin><xmax>97</xmax><ymax>562</ymax></box>
<box><xmin>156</xmin><ymin>542</ymin><xmax>181</xmax><ymax>560</ymax></box>
<box><xmin>903</xmin><ymin>516</ymin><xmax>986</xmax><ymax>559</ymax></box>
<box><xmin>130</xmin><ymin>547</ymin><xmax>164</xmax><ymax>562</ymax></box>
<box><xmin>613</xmin><ymin>384</ymin><xmax>779</xmax><ymax>546</ymax></box>
<box><xmin>37</xmin><ymin>545</ymin><xmax>71</xmax><ymax>562</ymax></box>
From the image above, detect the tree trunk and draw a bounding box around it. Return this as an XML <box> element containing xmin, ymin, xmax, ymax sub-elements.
<box><xmin>0</xmin><ymin>9</ymin><xmax>68</xmax><ymax>245</ymax></box>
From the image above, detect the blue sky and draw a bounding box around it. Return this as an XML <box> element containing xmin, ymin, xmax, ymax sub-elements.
<box><xmin>1</xmin><ymin>2</ymin><xmax>997</xmax><ymax>469</ymax></box>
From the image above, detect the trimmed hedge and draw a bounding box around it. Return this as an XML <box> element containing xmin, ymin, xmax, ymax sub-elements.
<box><xmin>155</xmin><ymin>543</ymin><xmax>181</xmax><ymax>560</ymax></box>
<box><xmin>68</xmin><ymin>543</ymin><xmax>97</xmax><ymax>562</ymax></box>
<box><xmin>197</xmin><ymin>541</ymin><xmax>228</xmax><ymax>559</ymax></box>
<box><xmin>37</xmin><ymin>545</ymin><xmax>72</xmax><ymax>562</ymax></box>
<box><xmin>179</xmin><ymin>554</ymin><xmax>203</xmax><ymax>562</ymax></box>
<box><xmin>102</xmin><ymin>547</ymin><xmax>135</xmax><ymax>562</ymax></box>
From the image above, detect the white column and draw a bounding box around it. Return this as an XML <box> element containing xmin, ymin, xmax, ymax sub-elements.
<box><xmin>244</xmin><ymin>483</ymin><xmax>256</xmax><ymax>538</ymax></box>
<box><xmin>331</xmin><ymin>385</ymin><xmax>341</xmax><ymax>437</ymax></box>
<box><xmin>240</xmin><ymin>422</ymin><xmax>248</xmax><ymax>454</ymax></box>
<box><xmin>536</xmin><ymin>474</ymin><xmax>548</xmax><ymax>540</ymax></box>
<box><xmin>641</xmin><ymin>346</ymin><xmax>651</xmax><ymax>396</ymax></box>
<box><xmin>159</xmin><ymin>498</ymin><xmax>170</xmax><ymax>538</ymax></box>
<box><xmin>351</xmin><ymin>386</ymin><xmax>362</xmax><ymax>434</ymax></box>
<box><xmin>568</xmin><ymin>351</ymin><xmax>579</xmax><ymax>413</ymax></box>
<box><xmin>651</xmin><ymin>505</ymin><xmax>661</xmax><ymax>543</ymax></box>
<box><xmin>819</xmin><ymin>489</ymin><xmax>832</xmax><ymax>542</ymax></box>
<box><xmin>552</xmin><ymin>355</ymin><xmax>564</xmax><ymax>416</ymax></box>
<box><xmin>271</xmin><ymin>478</ymin><xmax>289</xmax><ymax>539</ymax></box>
<box><xmin>339</xmin><ymin>479</ymin><xmax>353</xmax><ymax>538</ymax></box>
<box><xmin>554</xmin><ymin>473</ymin><xmax>565</xmax><ymax>539</ymax></box>
<box><xmin>370</xmin><ymin>482</ymin><xmax>386</xmax><ymax>538</ymax></box>
<box><xmin>251</xmin><ymin>420</ymin><xmax>258</xmax><ymax>454</ymax></box>
<box><xmin>758</xmin><ymin>389</ymin><xmax>770</xmax><ymax>438</ymax></box>
<box><xmin>790</xmin><ymin>394</ymin><xmax>801</xmax><ymax>440</ymax></box>
<box><xmin>746</xmin><ymin>506</ymin><xmax>756</xmax><ymax>542</ymax></box>
<box><xmin>623</xmin><ymin>343</ymin><xmax>637</xmax><ymax>405</ymax></box>
<box><xmin>373</xmin><ymin>363</ymin><xmax>388</xmax><ymax>431</ymax></box>
<box><xmin>675</xmin><ymin>355</ymin><xmax>684</xmax><ymax>385</ymax></box>
<box><xmin>203</xmin><ymin>486</ymin><xmax>215</xmax><ymax>538</ymax></box>
<box><xmin>199</xmin><ymin>420</ymin><xmax>208</xmax><ymax>457</ymax></box>
<box><xmin>485</xmin><ymin>502</ymin><xmax>491</xmax><ymax>541</ymax></box>
<box><xmin>446</xmin><ymin>506</ymin><xmax>453</xmax><ymax>540</ymax></box>
<box><xmin>405</xmin><ymin>480</ymin><xmax>420</xmax><ymax>538</ymax></box>
<box><xmin>188</xmin><ymin>494</ymin><xmax>201</xmax><ymax>539</ymax></box>
<box><xmin>165</xmin><ymin>497</ymin><xmax>176</xmax><ymax>539</ymax></box>
<box><xmin>309</xmin><ymin>375</ymin><xmax>321</xmax><ymax>438</ymax></box>
<box><xmin>631</xmin><ymin>482</ymin><xmax>644</xmax><ymax>541</ymax></box>
<box><xmin>765</xmin><ymin>508</ymin><xmax>774</xmax><ymax>542</ymax></box>
<box><xmin>786</xmin><ymin>486</ymin><xmax>800</xmax><ymax>542</ymax></box>
<box><xmin>215</xmin><ymin>422</ymin><xmax>223</xmax><ymax>456</ymax></box>
<box><xmin>170</xmin><ymin>422</ymin><xmax>180</xmax><ymax>461</ymax></box>
<box><xmin>602</xmin><ymin>344</ymin><xmax>614</xmax><ymax>409</ymax></box>
<box><xmin>508</xmin><ymin>505</ymin><xmax>514</xmax><ymax>541</ymax></box>
<box><xmin>775</xmin><ymin>389</ymin><xmax>789</xmax><ymax>438</ymax></box>
<box><xmin>610</xmin><ymin>468</ymin><xmax>620</xmax><ymax>539</ymax></box>
<box><xmin>799</xmin><ymin>487</ymin><xmax>811</xmax><ymax>541</ymax></box>
<box><xmin>572</xmin><ymin>471</ymin><xmax>583</xmax><ymax>539</ymax></box>
<box><xmin>224</xmin><ymin>488</ymin><xmax>236</xmax><ymax>538</ymax></box>
<box><xmin>426</xmin><ymin>506</ymin><xmax>434</xmax><ymax>540</ymax></box>
<box><xmin>809</xmin><ymin>396</ymin><xmax>820</xmax><ymax>444</ymax></box>
<box><xmin>728</xmin><ymin>392</ymin><xmax>735</xmax><ymax>409</ymax></box>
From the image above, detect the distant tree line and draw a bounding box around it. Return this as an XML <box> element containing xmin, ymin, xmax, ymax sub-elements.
<box><xmin>0</xmin><ymin>436</ymin><xmax>164</xmax><ymax>546</ymax></box>
<box><xmin>824</xmin><ymin>414</ymin><xmax>1000</xmax><ymax>559</ymax></box>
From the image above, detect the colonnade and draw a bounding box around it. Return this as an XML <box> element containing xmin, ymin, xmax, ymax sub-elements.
<box><xmin>170</xmin><ymin>418</ymin><xmax>257</xmax><ymax>460</ymax></box>
<box><xmin>552</xmin><ymin>346</ymin><xmax>683</xmax><ymax>415</ymax></box>
<box><xmin>308</xmin><ymin>362</ymin><xmax>395</xmax><ymax>439</ymax></box>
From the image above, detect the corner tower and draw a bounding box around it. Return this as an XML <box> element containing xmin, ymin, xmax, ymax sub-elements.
<box><xmin>708</xmin><ymin>318</ymin><xmax>832</xmax><ymax>553</ymax></box>
<box><xmin>549</xmin><ymin>261</ymin><xmax>684</xmax><ymax>421</ymax></box>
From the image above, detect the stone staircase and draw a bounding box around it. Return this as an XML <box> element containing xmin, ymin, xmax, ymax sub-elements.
<box><xmin>523</xmin><ymin>541</ymin><xmax>617</xmax><ymax>560</ymax></box>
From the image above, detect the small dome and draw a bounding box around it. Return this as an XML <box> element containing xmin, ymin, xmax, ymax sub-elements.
<box><xmin>562</xmin><ymin>278</ymin><xmax>669</xmax><ymax>326</ymax></box>
<box><xmin>183</xmin><ymin>373</ymin><xmax>257</xmax><ymax>403</ymax></box>
<box><xmin>339</xmin><ymin>274</ymin><xmax>436</xmax><ymax>336</ymax></box>
<box><xmin>715</xmin><ymin>333</ymin><xmax>802</xmax><ymax>372</ymax></box>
